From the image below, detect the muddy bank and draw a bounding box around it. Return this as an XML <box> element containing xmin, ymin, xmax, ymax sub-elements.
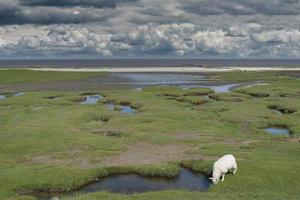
<box><xmin>30</xmin><ymin>167</ymin><xmax>211</xmax><ymax>200</ymax></box>
<box><xmin>0</xmin><ymin>72</ymin><xmax>266</xmax><ymax>93</ymax></box>
<box><xmin>0</xmin><ymin>72</ymin><xmax>214</xmax><ymax>92</ymax></box>
<box><xmin>0</xmin><ymin>74</ymin><xmax>132</xmax><ymax>92</ymax></box>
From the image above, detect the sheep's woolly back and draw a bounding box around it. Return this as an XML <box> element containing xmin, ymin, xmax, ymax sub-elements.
<box><xmin>212</xmin><ymin>154</ymin><xmax>237</xmax><ymax>183</ymax></box>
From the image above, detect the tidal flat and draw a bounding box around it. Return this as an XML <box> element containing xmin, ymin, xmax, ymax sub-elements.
<box><xmin>0</xmin><ymin>69</ymin><xmax>300</xmax><ymax>200</ymax></box>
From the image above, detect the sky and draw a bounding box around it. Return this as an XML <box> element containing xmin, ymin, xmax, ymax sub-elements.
<box><xmin>0</xmin><ymin>0</ymin><xmax>300</xmax><ymax>58</ymax></box>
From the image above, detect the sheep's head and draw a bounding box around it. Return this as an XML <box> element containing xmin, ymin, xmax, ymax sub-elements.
<box><xmin>209</xmin><ymin>177</ymin><xmax>219</xmax><ymax>184</ymax></box>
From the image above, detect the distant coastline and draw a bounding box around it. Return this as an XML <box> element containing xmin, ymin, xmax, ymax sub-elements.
<box><xmin>0</xmin><ymin>59</ymin><xmax>300</xmax><ymax>69</ymax></box>
<box><xmin>9</xmin><ymin>66</ymin><xmax>300</xmax><ymax>72</ymax></box>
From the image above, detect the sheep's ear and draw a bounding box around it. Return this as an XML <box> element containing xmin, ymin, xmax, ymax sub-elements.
<box><xmin>209</xmin><ymin>177</ymin><xmax>213</xmax><ymax>180</ymax></box>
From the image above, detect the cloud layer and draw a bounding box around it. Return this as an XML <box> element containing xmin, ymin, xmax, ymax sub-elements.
<box><xmin>0</xmin><ymin>0</ymin><xmax>300</xmax><ymax>58</ymax></box>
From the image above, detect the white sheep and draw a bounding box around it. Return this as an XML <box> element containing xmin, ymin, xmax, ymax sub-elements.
<box><xmin>210</xmin><ymin>154</ymin><xmax>237</xmax><ymax>184</ymax></box>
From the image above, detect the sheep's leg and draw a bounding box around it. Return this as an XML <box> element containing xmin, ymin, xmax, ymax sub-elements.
<box><xmin>233</xmin><ymin>168</ymin><xmax>237</xmax><ymax>175</ymax></box>
<box><xmin>221</xmin><ymin>174</ymin><xmax>225</xmax><ymax>182</ymax></box>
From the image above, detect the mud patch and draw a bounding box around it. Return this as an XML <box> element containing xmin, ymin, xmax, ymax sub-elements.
<box><xmin>100</xmin><ymin>143</ymin><xmax>194</xmax><ymax>167</ymax></box>
<box><xmin>268</xmin><ymin>105</ymin><xmax>296</xmax><ymax>114</ymax></box>
<box><xmin>44</xmin><ymin>95</ymin><xmax>64</xmax><ymax>99</ymax></box>
<box><xmin>27</xmin><ymin>143</ymin><xmax>201</xmax><ymax>169</ymax></box>
<box><xmin>91</xmin><ymin>129</ymin><xmax>127</xmax><ymax>137</ymax></box>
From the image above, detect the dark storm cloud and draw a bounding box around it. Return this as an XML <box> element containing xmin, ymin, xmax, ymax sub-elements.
<box><xmin>0</xmin><ymin>1</ymin><xmax>116</xmax><ymax>25</ymax></box>
<box><xmin>21</xmin><ymin>0</ymin><xmax>139</xmax><ymax>8</ymax></box>
<box><xmin>181</xmin><ymin>0</ymin><xmax>300</xmax><ymax>15</ymax></box>
<box><xmin>0</xmin><ymin>0</ymin><xmax>134</xmax><ymax>25</ymax></box>
<box><xmin>0</xmin><ymin>0</ymin><xmax>300</xmax><ymax>58</ymax></box>
<box><xmin>0</xmin><ymin>0</ymin><xmax>299</xmax><ymax>25</ymax></box>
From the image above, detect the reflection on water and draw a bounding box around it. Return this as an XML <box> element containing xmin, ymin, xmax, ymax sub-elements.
<box><xmin>204</xmin><ymin>84</ymin><xmax>240</xmax><ymax>93</ymax></box>
<box><xmin>80</xmin><ymin>168</ymin><xmax>211</xmax><ymax>194</ymax></box>
<box><xmin>270</xmin><ymin>109</ymin><xmax>283</xmax><ymax>115</ymax></box>
<box><xmin>112</xmin><ymin>73</ymin><xmax>207</xmax><ymax>86</ymax></box>
<box><xmin>0</xmin><ymin>92</ymin><xmax>25</xmax><ymax>100</ymax></box>
<box><xmin>183</xmin><ymin>84</ymin><xmax>240</xmax><ymax>93</ymax></box>
<box><xmin>0</xmin><ymin>95</ymin><xmax>6</xmax><ymax>100</ymax></box>
<box><xmin>107</xmin><ymin>103</ymin><xmax>135</xmax><ymax>114</ymax></box>
<box><xmin>80</xmin><ymin>95</ymin><xmax>103</xmax><ymax>104</ymax></box>
<box><xmin>34</xmin><ymin>168</ymin><xmax>211</xmax><ymax>200</ymax></box>
<box><xmin>265</xmin><ymin>127</ymin><xmax>290</xmax><ymax>135</ymax></box>
<box><xmin>14</xmin><ymin>92</ymin><xmax>25</xmax><ymax>97</ymax></box>
<box><xmin>112</xmin><ymin>73</ymin><xmax>245</xmax><ymax>93</ymax></box>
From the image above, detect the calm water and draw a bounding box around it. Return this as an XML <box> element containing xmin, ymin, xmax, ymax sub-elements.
<box><xmin>270</xmin><ymin>109</ymin><xmax>283</xmax><ymax>115</ymax></box>
<box><xmin>205</xmin><ymin>84</ymin><xmax>241</xmax><ymax>93</ymax></box>
<box><xmin>265</xmin><ymin>127</ymin><xmax>290</xmax><ymax>135</ymax></box>
<box><xmin>80</xmin><ymin>168</ymin><xmax>211</xmax><ymax>194</ymax></box>
<box><xmin>0</xmin><ymin>92</ymin><xmax>25</xmax><ymax>100</ymax></box>
<box><xmin>80</xmin><ymin>95</ymin><xmax>103</xmax><ymax>104</ymax></box>
<box><xmin>110</xmin><ymin>73</ymin><xmax>243</xmax><ymax>92</ymax></box>
<box><xmin>35</xmin><ymin>168</ymin><xmax>211</xmax><ymax>200</ymax></box>
<box><xmin>105</xmin><ymin>73</ymin><xmax>211</xmax><ymax>88</ymax></box>
<box><xmin>113</xmin><ymin>73</ymin><xmax>205</xmax><ymax>84</ymax></box>
<box><xmin>107</xmin><ymin>103</ymin><xmax>135</xmax><ymax>114</ymax></box>
<box><xmin>1</xmin><ymin>59</ymin><xmax>300</xmax><ymax>68</ymax></box>
<box><xmin>14</xmin><ymin>92</ymin><xmax>25</xmax><ymax>97</ymax></box>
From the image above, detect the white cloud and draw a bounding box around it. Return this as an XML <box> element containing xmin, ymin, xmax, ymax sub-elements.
<box><xmin>0</xmin><ymin>0</ymin><xmax>300</xmax><ymax>57</ymax></box>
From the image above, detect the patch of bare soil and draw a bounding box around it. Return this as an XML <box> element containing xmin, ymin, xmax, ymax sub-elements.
<box><xmin>26</xmin><ymin>134</ymin><xmax>257</xmax><ymax>168</ymax></box>
<box><xmin>0</xmin><ymin>75</ymin><xmax>132</xmax><ymax>92</ymax></box>
<box><xmin>29</xmin><ymin>155</ymin><xmax>93</xmax><ymax>168</ymax></box>
<box><xmin>172</xmin><ymin>132</ymin><xmax>204</xmax><ymax>140</ymax></box>
<box><xmin>286</xmin><ymin>136</ymin><xmax>300</xmax><ymax>143</ymax></box>
<box><xmin>26</xmin><ymin>142</ymin><xmax>208</xmax><ymax>168</ymax></box>
<box><xmin>100</xmin><ymin>143</ymin><xmax>195</xmax><ymax>167</ymax></box>
<box><xmin>172</xmin><ymin>132</ymin><xmax>258</xmax><ymax>146</ymax></box>
<box><xmin>27</xmin><ymin>148</ymin><xmax>93</xmax><ymax>168</ymax></box>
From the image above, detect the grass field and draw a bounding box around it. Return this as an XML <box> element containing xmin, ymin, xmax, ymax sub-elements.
<box><xmin>0</xmin><ymin>70</ymin><xmax>300</xmax><ymax>200</ymax></box>
<box><xmin>0</xmin><ymin>69</ymin><xmax>106</xmax><ymax>84</ymax></box>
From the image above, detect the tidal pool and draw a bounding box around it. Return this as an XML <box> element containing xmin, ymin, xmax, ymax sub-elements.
<box><xmin>107</xmin><ymin>103</ymin><xmax>136</xmax><ymax>114</ymax></box>
<box><xmin>0</xmin><ymin>92</ymin><xmax>25</xmax><ymax>100</ymax></box>
<box><xmin>270</xmin><ymin>109</ymin><xmax>283</xmax><ymax>115</ymax></box>
<box><xmin>202</xmin><ymin>84</ymin><xmax>240</xmax><ymax>93</ymax></box>
<box><xmin>0</xmin><ymin>95</ymin><xmax>6</xmax><ymax>100</ymax></box>
<box><xmin>14</xmin><ymin>92</ymin><xmax>25</xmax><ymax>97</ymax></box>
<box><xmin>265</xmin><ymin>127</ymin><xmax>290</xmax><ymax>135</ymax></box>
<box><xmin>135</xmin><ymin>87</ymin><xmax>143</xmax><ymax>91</ymax></box>
<box><xmin>182</xmin><ymin>84</ymin><xmax>240</xmax><ymax>93</ymax></box>
<box><xmin>34</xmin><ymin>168</ymin><xmax>211</xmax><ymax>200</ymax></box>
<box><xmin>113</xmin><ymin>73</ymin><xmax>206</xmax><ymax>86</ymax></box>
<box><xmin>203</xmin><ymin>95</ymin><xmax>210</xmax><ymax>100</ymax></box>
<box><xmin>80</xmin><ymin>95</ymin><xmax>103</xmax><ymax>105</ymax></box>
<box><xmin>80</xmin><ymin>168</ymin><xmax>211</xmax><ymax>194</ymax></box>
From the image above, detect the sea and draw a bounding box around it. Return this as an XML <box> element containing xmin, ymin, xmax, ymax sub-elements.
<box><xmin>0</xmin><ymin>59</ymin><xmax>300</xmax><ymax>68</ymax></box>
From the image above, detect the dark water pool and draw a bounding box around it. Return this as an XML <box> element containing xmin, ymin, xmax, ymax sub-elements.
<box><xmin>0</xmin><ymin>92</ymin><xmax>25</xmax><ymax>100</ymax></box>
<box><xmin>265</xmin><ymin>127</ymin><xmax>290</xmax><ymax>135</ymax></box>
<box><xmin>0</xmin><ymin>95</ymin><xmax>6</xmax><ymax>100</ymax></box>
<box><xmin>182</xmin><ymin>84</ymin><xmax>240</xmax><ymax>93</ymax></box>
<box><xmin>135</xmin><ymin>87</ymin><xmax>143</xmax><ymax>91</ymax></box>
<box><xmin>34</xmin><ymin>168</ymin><xmax>211</xmax><ymax>200</ymax></box>
<box><xmin>270</xmin><ymin>109</ymin><xmax>283</xmax><ymax>115</ymax></box>
<box><xmin>14</xmin><ymin>92</ymin><xmax>25</xmax><ymax>97</ymax></box>
<box><xmin>208</xmin><ymin>84</ymin><xmax>240</xmax><ymax>93</ymax></box>
<box><xmin>113</xmin><ymin>73</ymin><xmax>206</xmax><ymax>86</ymax></box>
<box><xmin>107</xmin><ymin>103</ymin><xmax>136</xmax><ymax>114</ymax></box>
<box><xmin>80</xmin><ymin>95</ymin><xmax>103</xmax><ymax>104</ymax></box>
<box><xmin>81</xmin><ymin>168</ymin><xmax>211</xmax><ymax>194</ymax></box>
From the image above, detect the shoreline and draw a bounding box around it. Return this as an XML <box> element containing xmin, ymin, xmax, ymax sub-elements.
<box><xmin>3</xmin><ymin>66</ymin><xmax>299</xmax><ymax>72</ymax></box>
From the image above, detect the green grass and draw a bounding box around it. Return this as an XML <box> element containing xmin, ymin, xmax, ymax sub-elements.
<box><xmin>0</xmin><ymin>69</ymin><xmax>107</xmax><ymax>84</ymax></box>
<box><xmin>0</xmin><ymin>70</ymin><xmax>300</xmax><ymax>200</ymax></box>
